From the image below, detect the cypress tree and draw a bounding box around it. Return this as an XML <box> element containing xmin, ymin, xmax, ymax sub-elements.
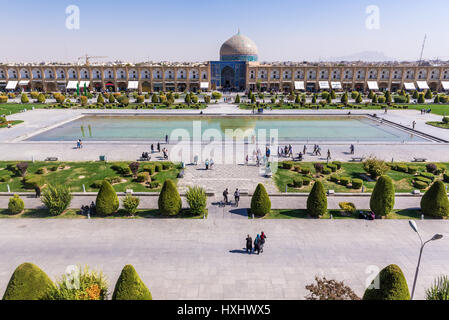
<box><xmin>97</xmin><ymin>93</ymin><xmax>104</xmax><ymax>104</ymax></box>
<box><xmin>363</xmin><ymin>264</ymin><xmax>410</xmax><ymax>300</ymax></box>
<box><xmin>158</xmin><ymin>179</ymin><xmax>182</xmax><ymax>216</ymax></box>
<box><xmin>425</xmin><ymin>89</ymin><xmax>432</xmax><ymax>99</ymax></box>
<box><xmin>235</xmin><ymin>94</ymin><xmax>240</xmax><ymax>103</ymax></box>
<box><xmin>420</xmin><ymin>180</ymin><xmax>449</xmax><ymax>218</ymax></box>
<box><xmin>434</xmin><ymin>95</ymin><xmax>440</xmax><ymax>104</ymax></box>
<box><xmin>306</xmin><ymin>180</ymin><xmax>327</xmax><ymax>217</ymax></box>
<box><xmin>3</xmin><ymin>263</ymin><xmax>54</xmax><ymax>300</ymax></box>
<box><xmin>418</xmin><ymin>93</ymin><xmax>425</xmax><ymax>104</ymax></box>
<box><xmin>370</xmin><ymin>175</ymin><xmax>395</xmax><ymax>217</ymax></box>
<box><xmin>112</xmin><ymin>265</ymin><xmax>152</xmax><ymax>300</ymax></box>
<box><xmin>372</xmin><ymin>94</ymin><xmax>378</xmax><ymax>103</ymax></box>
<box><xmin>341</xmin><ymin>92</ymin><xmax>348</xmax><ymax>104</ymax></box>
<box><xmin>250</xmin><ymin>183</ymin><xmax>271</xmax><ymax>217</ymax></box>
<box><xmin>355</xmin><ymin>93</ymin><xmax>363</xmax><ymax>103</ymax></box>
<box><xmin>96</xmin><ymin>180</ymin><xmax>119</xmax><ymax>216</ymax></box>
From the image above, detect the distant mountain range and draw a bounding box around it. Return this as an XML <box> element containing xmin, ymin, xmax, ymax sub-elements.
<box><xmin>325</xmin><ymin>51</ymin><xmax>397</xmax><ymax>62</ymax></box>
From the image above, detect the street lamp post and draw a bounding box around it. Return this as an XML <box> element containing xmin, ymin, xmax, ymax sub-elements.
<box><xmin>409</xmin><ymin>220</ymin><xmax>443</xmax><ymax>300</ymax></box>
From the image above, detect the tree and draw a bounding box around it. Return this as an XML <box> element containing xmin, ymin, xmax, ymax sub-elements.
<box><xmin>128</xmin><ymin>162</ymin><xmax>140</xmax><ymax>177</ymax></box>
<box><xmin>295</xmin><ymin>94</ymin><xmax>300</xmax><ymax>104</ymax></box>
<box><xmin>363</xmin><ymin>264</ymin><xmax>410</xmax><ymax>300</ymax></box>
<box><xmin>363</xmin><ymin>156</ymin><xmax>389</xmax><ymax>179</ymax></box>
<box><xmin>331</xmin><ymin>90</ymin><xmax>336</xmax><ymax>99</ymax></box>
<box><xmin>16</xmin><ymin>162</ymin><xmax>28</xmax><ymax>177</ymax></box>
<box><xmin>250</xmin><ymin>183</ymin><xmax>271</xmax><ymax>217</ymax></box>
<box><xmin>186</xmin><ymin>186</ymin><xmax>207</xmax><ymax>216</ymax></box>
<box><xmin>372</xmin><ymin>94</ymin><xmax>378</xmax><ymax>103</ymax></box>
<box><xmin>37</xmin><ymin>93</ymin><xmax>46</xmax><ymax>103</ymax></box>
<box><xmin>8</xmin><ymin>194</ymin><xmax>24</xmax><ymax>214</ymax></box>
<box><xmin>312</xmin><ymin>94</ymin><xmax>317</xmax><ymax>103</ymax></box>
<box><xmin>234</xmin><ymin>94</ymin><xmax>240</xmax><ymax>103</ymax></box>
<box><xmin>326</xmin><ymin>93</ymin><xmax>332</xmax><ymax>104</ymax></box>
<box><xmin>122</xmin><ymin>194</ymin><xmax>140</xmax><ymax>216</ymax></box>
<box><xmin>306</xmin><ymin>180</ymin><xmax>327</xmax><ymax>217</ymax></box>
<box><xmin>184</xmin><ymin>93</ymin><xmax>191</xmax><ymax>105</ymax></box>
<box><xmin>341</xmin><ymin>92</ymin><xmax>348</xmax><ymax>104</ymax></box>
<box><xmin>412</xmin><ymin>90</ymin><xmax>419</xmax><ymax>99</ymax></box>
<box><xmin>158</xmin><ymin>179</ymin><xmax>182</xmax><ymax>216</ymax></box>
<box><xmin>3</xmin><ymin>262</ymin><xmax>54</xmax><ymax>300</ymax></box>
<box><xmin>97</xmin><ymin>94</ymin><xmax>104</xmax><ymax>104</ymax></box>
<box><xmin>420</xmin><ymin>180</ymin><xmax>449</xmax><ymax>217</ymax></box>
<box><xmin>418</xmin><ymin>93</ymin><xmax>425</xmax><ymax>104</ymax></box>
<box><xmin>434</xmin><ymin>95</ymin><xmax>440</xmax><ymax>104</ymax></box>
<box><xmin>305</xmin><ymin>276</ymin><xmax>360</xmax><ymax>300</ymax></box>
<box><xmin>151</xmin><ymin>93</ymin><xmax>159</xmax><ymax>103</ymax></box>
<box><xmin>96</xmin><ymin>180</ymin><xmax>119</xmax><ymax>216</ymax></box>
<box><xmin>112</xmin><ymin>265</ymin><xmax>152</xmax><ymax>300</ymax></box>
<box><xmin>426</xmin><ymin>275</ymin><xmax>449</xmax><ymax>300</ymax></box>
<box><xmin>355</xmin><ymin>93</ymin><xmax>363</xmax><ymax>103</ymax></box>
<box><xmin>211</xmin><ymin>91</ymin><xmax>222</xmax><ymax>100</ymax></box>
<box><xmin>109</xmin><ymin>94</ymin><xmax>115</xmax><ymax>103</ymax></box>
<box><xmin>41</xmin><ymin>184</ymin><xmax>73</xmax><ymax>216</ymax></box>
<box><xmin>425</xmin><ymin>89</ymin><xmax>432</xmax><ymax>99</ymax></box>
<box><xmin>21</xmin><ymin>93</ymin><xmax>29</xmax><ymax>104</ymax></box>
<box><xmin>80</xmin><ymin>95</ymin><xmax>88</xmax><ymax>106</ymax></box>
<box><xmin>370</xmin><ymin>175</ymin><xmax>395</xmax><ymax>217</ymax></box>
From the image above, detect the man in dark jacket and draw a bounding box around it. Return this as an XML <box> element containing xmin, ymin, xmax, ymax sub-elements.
<box><xmin>246</xmin><ymin>235</ymin><xmax>252</xmax><ymax>254</ymax></box>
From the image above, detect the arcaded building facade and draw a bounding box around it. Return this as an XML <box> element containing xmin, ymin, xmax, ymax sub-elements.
<box><xmin>2</xmin><ymin>32</ymin><xmax>449</xmax><ymax>93</ymax></box>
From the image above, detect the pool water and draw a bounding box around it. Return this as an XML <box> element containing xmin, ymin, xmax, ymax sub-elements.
<box><xmin>27</xmin><ymin>115</ymin><xmax>426</xmax><ymax>142</ymax></box>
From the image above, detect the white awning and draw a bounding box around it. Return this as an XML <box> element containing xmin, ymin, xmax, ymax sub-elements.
<box><xmin>367</xmin><ymin>81</ymin><xmax>379</xmax><ymax>90</ymax></box>
<box><xmin>200</xmin><ymin>82</ymin><xmax>209</xmax><ymax>89</ymax></box>
<box><xmin>127</xmin><ymin>81</ymin><xmax>138</xmax><ymax>89</ymax></box>
<box><xmin>330</xmin><ymin>81</ymin><xmax>342</xmax><ymax>89</ymax></box>
<box><xmin>294</xmin><ymin>81</ymin><xmax>305</xmax><ymax>90</ymax></box>
<box><xmin>79</xmin><ymin>81</ymin><xmax>90</xmax><ymax>88</ymax></box>
<box><xmin>5</xmin><ymin>81</ymin><xmax>18</xmax><ymax>90</ymax></box>
<box><xmin>18</xmin><ymin>80</ymin><xmax>30</xmax><ymax>85</ymax></box>
<box><xmin>319</xmin><ymin>81</ymin><xmax>330</xmax><ymax>89</ymax></box>
<box><xmin>416</xmin><ymin>81</ymin><xmax>429</xmax><ymax>90</ymax></box>
<box><xmin>442</xmin><ymin>81</ymin><xmax>449</xmax><ymax>90</ymax></box>
<box><xmin>66</xmin><ymin>81</ymin><xmax>78</xmax><ymax>89</ymax></box>
<box><xmin>404</xmin><ymin>82</ymin><xmax>415</xmax><ymax>90</ymax></box>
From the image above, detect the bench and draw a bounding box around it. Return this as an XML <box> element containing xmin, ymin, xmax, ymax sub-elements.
<box><xmin>412</xmin><ymin>157</ymin><xmax>427</xmax><ymax>162</ymax></box>
<box><xmin>351</xmin><ymin>157</ymin><xmax>365</xmax><ymax>162</ymax></box>
<box><xmin>138</xmin><ymin>157</ymin><xmax>151</xmax><ymax>161</ymax></box>
<box><xmin>45</xmin><ymin>157</ymin><xmax>58</xmax><ymax>161</ymax></box>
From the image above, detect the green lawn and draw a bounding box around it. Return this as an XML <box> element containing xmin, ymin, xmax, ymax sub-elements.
<box><xmin>0</xmin><ymin>103</ymin><xmax>45</xmax><ymax>115</ymax></box>
<box><xmin>0</xmin><ymin>161</ymin><xmax>181</xmax><ymax>192</ymax></box>
<box><xmin>264</xmin><ymin>209</ymin><xmax>424</xmax><ymax>220</ymax></box>
<box><xmin>0</xmin><ymin>120</ymin><xmax>23</xmax><ymax>128</ymax></box>
<box><xmin>273</xmin><ymin>161</ymin><xmax>449</xmax><ymax>193</ymax></box>
<box><xmin>426</xmin><ymin>121</ymin><xmax>449</xmax><ymax>129</ymax></box>
<box><xmin>0</xmin><ymin>208</ymin><xmax>207</xmax><ymax>219</ymax></box>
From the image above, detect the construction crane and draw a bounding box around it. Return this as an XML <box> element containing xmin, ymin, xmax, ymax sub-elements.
<box><xmin>77</xmin><ymin>54</ymin><xmax>108</xmax><ymax>66</ymax></box>
<box><xmin>418</xmin><ymin>34</ymin><xmax>427</xmax><ymax>65</ymax></box>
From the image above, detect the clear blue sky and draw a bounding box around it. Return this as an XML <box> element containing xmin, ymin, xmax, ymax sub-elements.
<box><xmin>1</xmin><ymin>0</ymin><xmax>449</xmax><ymax>62</ymax></box>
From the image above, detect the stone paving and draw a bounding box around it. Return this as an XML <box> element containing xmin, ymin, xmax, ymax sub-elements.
<box><xmin>0</xmin><ymin>218</ymin><xmax>448</xmax><ymax>300</ymax></box>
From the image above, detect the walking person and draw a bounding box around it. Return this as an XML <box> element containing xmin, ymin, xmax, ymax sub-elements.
<box><xmin>165</xmin><ymin>134</ymin><xmax>169</xmax><ymax>144</ymax></box>
<box><xmin>303</xmin><ymin>145</ymin><xmax>307</xmax><ymax>155</ymax></box>
<box><xmin>223</xmin><ymin>188</ymin><xmax>229</xmax><ymax>205</ymax></box>
<box><xmin>246</xmin><ymin>235</ymin><xmax>253</xmax><ymax>254</ymax></box>
<box><xmin>260</xmin><ymin>232</ymin><xmax>267</xmax><ymax>253</ymax></box>
<box><xmin>205</xmin><ymin>158</ymin><xmax>209</xmax><ymax>170</ymax></box>
<box><xmin>350</xmin><ymin>144</ymin><xmax>354</xmax><ymax>155</ymax></box>
<box><xmin>412</xmin><ymin>120</ymin><xmax>416</xmax><ymax>129</ymax></box>
<box><xmin>316</xmin><ymin>145</ymin><xmax>321</xmax><ymax>156</ymax></box>
<box><xmin>157</xmin><ymin>142</ymin><xmax>161</xmax><ymax>152</ymax></box>
<box><xmin>151</xmin><ymin>144</ymin><xmax>154</xmax><ymax>153</ymax></box>
<box><xmin>234</xmin><ymin>188</ymin><xmax>240</xmax><ymax>207</ymax></box>
<box><xmin>327</xmin><ymin>149</ymin><xmax>331</xmax><ymax>160</ymax></box>
<box><xmin>34</xmin><ymin>185</ymin><xmax>41</xmax><ymax>198</ymax></box>
<box><xmin>254</xmin><ymin>234</ymin><xmax>261</xmax><ymax>255</ymax></box>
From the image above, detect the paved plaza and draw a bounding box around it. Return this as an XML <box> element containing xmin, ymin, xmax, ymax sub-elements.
<box><xmin>0</xmin><ymin>217</ymin><xmax>447</xmax><ymax>300</ymax></box>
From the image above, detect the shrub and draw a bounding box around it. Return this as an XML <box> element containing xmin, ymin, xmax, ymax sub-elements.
<box><xmin>2</xmin><ymin>263</ymin><xmax>55</xmax><ymax>300</ymax></box>
<box><xmin>96</xmin><ymin>180</ymin><xmax>119</xmax><ymax>216</ymax></box>
<box><xmin>16</xmin><ymin>162</ymin><xmax>28</xmax><ymax>177</ymax></box>
<box><xmin>444</xmin><ymin>173</ymin><xmax>449</xmax><ymax>183</ymax></box>
<box><xmin>185</xmin><ymin>186</ymin><xmax>207</xmax><ymax>216</ymax></box>
<box><xmin>307</xmin><ymin>180</ymin><xmax>327</xmax><ymax>217</ymax></box>
<box><xmin>330</xmin><ymin>175</ymin><xmax>340</xmax><ymax>183</ymax></box>
<box><xmin>21</xmin><ymin>93</ymin><xmax>29</xmax><ymax>104</ymax></box>
<box><xmin>35</xmin><ymin>167</ymin><xmax>46</xmax><ymax>174</ymax></box>
<box><xmin>22</xmin><ymin>175</ymin><xmax>44</xmax><ymax>189</ymax></box>
<box><xmin>154</xmin><ymin>163</ymin><xmax>163</xmax><ymax>172</ymax></box>
<box><xmin>37</xmin><ymin>93</ymin><xmax>46</xmax><ymax>103</ymax></box>
<box><xmin>322</xmin><ymin>168</ymin><xmax>332</xmax><ymax>175</ymax></box>
<box><xmin>351</xmin><ymin>179</ymin><xmax>363</xmax><ymax>189</ymax></box>
<box><xmin>112</xmin><ymin>265</ymin><xmax>152</xmax><ymax>300</ymax></box>
<box><xmin>420</xmin><ymin>172</ymin><xmax>435</xmax><ymax>181</ymax></box>
<box><xmin>339</xmin><ymin>202</ymin><xmax>356</xmax><ymax>214</ymax></box>
<box><xmin>0</xmin><ymin>173</ymin><xmax>11</xmax><ymax>182</ymax></box>
<box><xmin>136</xmin><ymin>172</ymin><xmax>150</xmax><ymax>183</ymax></box>
<box><xmin>148</xmin><ymin>181</ymin><xmax>160</xmax><ymax>189</ymax></box>
<box><xmin>340</xmin><ymin>177</ymin><xmax>350</xmax><ymax>186</ymax></box>
<box><xmin>363</xmin><ymin>157</ymin><xmax>390</xmax><ymax>179</ymax></box>
<box><xmin>105</xmin><ymin>176</ymin><xmax>122</xmax><ymax>184</ymax></box>
<box><xmin>327</xmin><ymin>164</ymin><xmax>337</xmax><ymax>172</ymax></box>
<box><xmin>91</xmin><ymin>180</ymin><xmax>103</xmax><ymax>188</ymax></box>
<box><xmin>363</xmin><ymin>264</ymin><xmax>410</xmax><ymax>300</ymax></box>
<box><xmin>293</xmin><ymin>178</ymin><xmax>303</xmax><ymax>188</ymax></box>
<box><xmin>301</xmin><ymin>168</ymin><xmax>311</xmax><ymax>175</ymax></box>
<box><xmin>305</xmin><ymin>276</ymin><xmax>360</xmax><ymax>300</ymax></box>
<box><xmin>396</xmin><ymin>164</ymin><xmax>408</xmax><ymax>173</ymax></box>
<box><xmin>136</xmin><ymin>95</ymin><xmax>144</xmax><ymax>103</ymax></box>
<box><xmin>282</xmin><ymin>162</ymin><xmax>293</xmax><ymax>170</ymax></box>
<box><xmin>370</xmin><ymin>175</ymin><xmax>395</xmax><ymax>217</ymax></box>
<box><xmin>142</xmin><ymin>164</ymin><xmax>155</xmax><ymax>175</ymax></box>
<box><xmin>414</xmin><ymin>180</ymin><xmax>428</xmax><ymax>190</ymax></box>
<box><xmin>250</xmin><ymin>183</ymin><xmax>271</xmax><ymax>217</ymax></box>
<box><xmin>302</xmin><ymin>177</ymin><xmax>312</xmax><ymax>186</ymax></box>
<box><xmin>8</xmin><ymin>194</ymin><xmax>24</xmax><ymax>215</ymax></box>
<box><xmin>332</xmin><ymin>161</ymin><xmax>342</xmax><ymax>170</ymax></box>
<box><xmin>314</xmin><ymin>163</ymin><xmax>324</xmax><ymax>173</ymax></box>
<box><xmin>128</xmin><ymin>162</ymin><xmax>140</xmax><ymax>177</ymax></box>
<box><xmin>426</xmin><ymin>163</ymin><xmax>438</xmax><ymax>174</ymax></box>
<box><xmin>97</xmin><ymin>94</ymin><xmax>104</xmax><ymax>104</ymax></box>
<box><xmin>162</xmin><ymin>162</ymin><xmax>171</xmax><ymax>170</ymax></box>
<box><xmin>111</xmin><ymin>163</ymin><xmax>132</xmax><ymax>176</ymax></box>
<box><xmin>420</xmin><ymin>180</ymin><xmax>449</xmax><ymax>217</ymax></box>
<box><xmin>408</xmin><ymin>166</ymin><xmax>418</xmax><ymax>174</ymax></box>
<box><xmin>426</xmin><ymin>275</ymin><xmax>449</xmax><ymax>300</ymax></box>
<box><xmin>41</xmin><ymin>184</ymin><xmax>73</xmax><ymax>216</ymax></box>
<box><xmin>45</xmin><ymin>266</ymin><xmax>108</xmax><ymax>300</ymax></box>
<box><xmin>158</xmin><ymin>179</ymin><xmax>181</xmax><ymax>216</ymax></box>
<box><xmin>122</xmin><ymin>194</ymin><xmax>140</xmax><ymax>216</ymax></box>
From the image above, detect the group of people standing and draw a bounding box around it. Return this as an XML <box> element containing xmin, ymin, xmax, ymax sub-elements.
<box><xmin>76</xmin><ymin>139</ymin><xmax>83</xmax><ymax>149</ymax></box>
<box><xmin>222</xmin><ymin>188</ymin><xmax>240</xmax><ymax>206</ymax></box>
<box><xmin>277</xmin><ymin>145</ymin><xmax>293</xmax><ymax>158</ymax></box>
<box><xmin>205</xmin><ymin>158</ymin><xmax>214</xmax><ymax>170</ymax></box>
<box><xmin>246</xmin><ymin>232</ymin><xmax>267</xmax><ymax>255</ymax></box>
<box><xmin>245</xmin><ymin>147</ymin><xmax>271</xmax><ymax>167</ymax></box>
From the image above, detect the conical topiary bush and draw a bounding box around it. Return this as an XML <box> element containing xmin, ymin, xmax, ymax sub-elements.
<box><xmin>112</xmin><ymin>265</ymin><xmax>152</xmax><ymax>300</ymax></box>
<box><xmin>306</xmin><ymin>180</ymin><xmax>327</xmax><ymax>217</ymax></box>
<box><xmin>421</xmin><ymin>180</ymin><xmax>449</xmax><ymax>218</ymax></box>
<box><xmin>250</xmin><ymin>183</ymin><xmax>271</xmax><ymax>217</ymax></box>
<box><xmin>370</xmin><ymin>175</ymin><xmax>395</xmax><ymax>217</ymax></box>
<box><xmin>95</xmin><ymin>179</ymin><xmax>119</xmax><ymax>216</ymax></box>
<box><xmin>158</xmin><ymin>179</ymin><xmax>181</xmax><ymax>216</ymax></box>
<box><xmin>363</xmin><ymin>264</ymin><xmax>410</xmax><ymax>300</ymax></box>
<box><xmin>2</xmin><ymin>262</ymin><xmax>54</xmax><ymax>300</ymax></box>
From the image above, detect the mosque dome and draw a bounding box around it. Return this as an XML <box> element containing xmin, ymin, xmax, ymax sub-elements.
<box><xmin>219</xmin><ymin>32</ymin><xmax>258</xmax><ymax>62</ymax></box>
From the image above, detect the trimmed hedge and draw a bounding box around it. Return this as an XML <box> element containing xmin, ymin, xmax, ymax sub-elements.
<box><xmin>352</xmin><ymin>179</ymin><xmax>363</xmax><ymax>189</ymax></box>
<box><xmin>250</xmin><ymin>183</ymin><xmax>271</xmax><ymax>217</ymax></box>
<box><xmin>158</xmin><ymin>179</ymin><xmax>181</xmax><ymax>216</ymax></box>
<box><xmin>332</xmin><ymin>161</ymin><xmax>342</xmax><ymax>170</ymax></box>
<box><xmin>293</xmin><ymin>178</ymin><xmax>303</xmax><ymax>188</ymax></box>
<box><xmin>340</xmin><ymin>177</ymin><xmax>350</xmax><ymax>186</ymax></box>
<box><xmin>136</xmin><ymin>172</ymin><xmax>150</xmax><ymax>183</ymax></box>
<box><xmin>420</xmin><ymin>172</ymin><xmax>435</xmax><ymax>181</ymax></box>
<box><xmin>22</xmin><ymin>175</ymin><xmax>44</xmax><ymax>189</ymax></box>
<box><xmin>363</xmin><ymin>264</ymin><xmax>410</xmax><ymax>300</ymax></box>
<box><xmin>306</xmin><ymin>180</ymin><xmax>327</xmax><ymax>218</ymax></box>
<box><xmin>370</xmin><ymin>175</ymin><xmax>395</xmax><ymax>216</ymax></box>
<box><xmin>444</xmin><ymin>173</ymin><xmax>449</xmax><ymax>183</ymax></box>
<box><xmin>142</xmin><ymin>165</ymin><xmax>155</xmax><ymax>175</ymax></box>
<box><xmin>301</xmin><ymin>168</ymin><xmax>311</xmax><ymax>175</ymax></box>
<box><xmin>154</xmin><ymin>163</ymin><xmax>163</xmax><ymax>172</ymax></box>
<box><xmin>8</xmin><ymin>194</ymin><xmax>24</xmax><ymax>214</ymax></box>
<box><xmin>407</xmin><ymin>166</ymin><xmax>418</xmax><ymax>174</ymax></box>
<box><xmin>112</xmin><ymin>265</ymin><xmax>152</xmax><ymax>300</ymax></box>
<box><xmin>327</xmin><ymin>164</ymin><xmax>338</xmax><ymax>172</ymax></box>
<box><xmin>414</xmin><ymin>181</ymin><xmax>429</xmax><ymax>189</ymax></box>
<box><xmin>322</xmin><ymin>168</ymin><xmax>332</xmax><ymax>175</ymax></box>
<box><xmin>302</xmin><ymin>177</ymin><xmax>312</xmax><ymax>186</ymax></box>
<box><xmin>330</xmin><ymin>175</ymin><xmax>340</xmax><ymax>183</ymax></box>
<box><xmin>2</xmin><ymin>263</ymin><xmax>55</xmax><ymax>300</ymax></box>
<box><xmin>282</xmin><ymin>162</ymin><xmax>293</xmax><ymax>170</ymax></box>
<box><xmin>111</xmin><ymin>163</ymin><xmax>132</xmax><ymax>176</ymax></box>
<box><xmin>95</xmin><ymin>180</ymin><xmax>119</xmax><ymax>216</ymax></box>
<box><xmin>420</xmin><ymin>180</ymin><xmax>449</xmax><ymax>217</ymax></box>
